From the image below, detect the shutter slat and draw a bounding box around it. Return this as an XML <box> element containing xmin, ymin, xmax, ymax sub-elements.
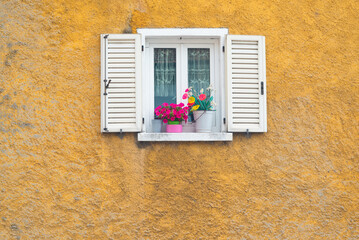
<box><xmin>226</xmin><ymin>35</ymin><xmax>266</xmax><ymax>133</ymax></box>
<box><xmin>106</xmin><ymin>108</ymin><xmax>136</xmax><ymax>112</ymax></box>
<box><xmin>232</xmin><ymin>83</ymin><xmax>258</xmax><ymax>88</ymax></box>
<box><xmin>232</xmin><ymin>54</ymin><xmax>258</xmax><ymax>59</ymax></box>
<box><xmin>108</xmin><ymin>49</ymin><xmax>135</xmax><ymax>53</ymax></box>
<box><xmin>232</xmin><ymin>49</ymin><xmax>258</xmax><ymax>54</ymax></box>
<box><xmin>101</xmin><ymin>34</ymin><xmax>142</xmax><ymax>132</ymax></box>
<box><xmin>233</xmin><ymin>68</ymin><xmax>258</xmax><ymax>73</ymax></box>
<box><xmin>233</xmin><ymin>79</ymin><xmax>260</xmax><ymax>84</ymax></box>
<box><xmin>232</xmin><ymin>59</ymin><xmax>258</xmax><ymax>64</ymax></box>
<box><xmin>108</xmin><ymin>44</ymin><xmax>135</xmax><ymax>48</ymax></box>
<box><xmin>108</xmin><ymin>54</ymin><xmax>135</xmax><ymax>58</ymax></box>
<box><xmin>108</xmin><ymin>64</ymin><xmax>135</xmax><ymax>68</ymax></box>
<box><xmin>106</xmin><ymin>102</ymin><xmax>136</xmax><ymax>108</ymax></box>
<box><xmin>108</xmin><ymin>73</ymin><xmax>136</xmax><ymax>78</ymax></box>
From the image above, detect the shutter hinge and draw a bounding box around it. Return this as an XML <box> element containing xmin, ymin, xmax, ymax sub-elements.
<box><xmin>142</xmin><ymin>45</ymin><xmax>144</xmax><ymax>51</ymax></box>
<box><xmin>223</xmin><ymin>118</ymin><xmax>226</xmax><ymax>124</ymax></box>
<box><xmin>142</xmin><ymin>118</ymin><xmax>145</xmax><ymax>124</ymax></box>
<box><xmin>104</xmin><ymin>128</ymin><xmax>108</xmax><ymax>131</ymax></box>
<box><xmin>222</xmin><ymin>46</ymin><xmax>225</xmax><ymax>52</ymax></box>
<box><xmin>246</xmin><ymin>129</ymin><xmax>251</xmax><ymax>138</ymax></box>
<box><xmin>118</xmin><ymin>129</ymin><xmax>124</xmax><ymax>139</ymax></box>
<box><xmin>103</xmin><ymin>92</ymin><xmax>107</xmax><ymax>95</ymax></box>
<box><xmin>104</xmin><ymin>34</ymin><xmax>109</xmax><ymax>39</ymax></box>
<box><xmin>261</xmin><ymin>82</ymin><xmax>264</xmax><ymax>95</ymax></box>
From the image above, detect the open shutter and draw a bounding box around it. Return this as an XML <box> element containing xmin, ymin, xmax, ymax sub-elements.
<box><xmin>101</xmin><ymin>34</ymin><xmax>142</xmax><ymax>132</ymax></box>
<box><xmin>226</xmin><ymin>35</ymin><xmax>267</xmax><ymax>132</ymax></box>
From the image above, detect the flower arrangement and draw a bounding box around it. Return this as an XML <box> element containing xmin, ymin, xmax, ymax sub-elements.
<box><xmin>182</xmin><ymin>85</ymin><xmax>216</xmax><ymax>111</ymax></box>
<box><xmin>154</xmin><ymin>102</ymin><xmax>189</xmax><ymax>123</ymax></box>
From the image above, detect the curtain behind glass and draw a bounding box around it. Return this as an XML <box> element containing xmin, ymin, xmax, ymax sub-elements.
<box><xmin>188</xmin><ymin>48</ymin><xmax>210</xmax><ymax>93</ymax></box>
<box><xmin>154</xmin><ymin>48</ymin><xmax>176</xmax><ymax>108</ymax></box>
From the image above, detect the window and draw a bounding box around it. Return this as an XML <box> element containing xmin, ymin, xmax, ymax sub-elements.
<box><xmin>100</xmin><ymin>29</ymin><xmax>267</xmax><ymax>141</ymax></box>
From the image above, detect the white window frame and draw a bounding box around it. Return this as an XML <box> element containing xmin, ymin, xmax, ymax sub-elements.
<box><xmin>137</xmin><ymin>28</ymin><xmax>231</xmax><ymax>140</ymax></box>
<box><xmin>147</xmin><ymin>41</ymin><xmax>218</xmax><ymax>131</ymax></box>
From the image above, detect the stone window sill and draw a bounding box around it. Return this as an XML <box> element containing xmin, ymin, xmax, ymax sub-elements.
<box><xmin>137</xmin><ymin>132</ymin><xmax>233</xmax><ymax>142</ymax></box>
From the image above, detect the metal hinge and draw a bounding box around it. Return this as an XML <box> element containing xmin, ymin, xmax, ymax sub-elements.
<box><xmin>142</xmin><ymin>45</ymin><xmax>144</xmax><ymax>51</ymax></box>
<box><xmin>142</xmin><ymin>118</ymin><xmax>145</xmax><ymax>124</ymax></box>
<box><xmin>104</xmin><ymin>34</ymin><xmax>109</xmax><ymax>39</ymax></box>
<box><xmin>223</xmin><ymin>118</ymin><xmax>226</xmax><ymax>124</ymax></box>
<box><xmin>118</xmin><ymin>129</ymin><xmax>124</xmax><ymax>139</ymax></box>
<box><xmin>104</xmin><ymin>128</ymin><xmax>108</xmax><ymax>131</ymax></box>
<box><xmin>261</xmin><ymin>82</ymin><xmax>264</xmax><ymax>95</ymax></box>
<box><xmin>222</xmin><ymin>46</ymin><xmax>225</xmax><ymax>52</ymax></box>
<box><xmin>246</xmin><ymin>129</ymin><xmax>251</xmax><ymax>138</ymax></box>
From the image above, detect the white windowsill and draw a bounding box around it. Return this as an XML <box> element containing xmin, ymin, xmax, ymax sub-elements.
<box><xmin>138</xmin><ymin>132</ymin><xmax>233</xmax><ymax>142</ymax></box>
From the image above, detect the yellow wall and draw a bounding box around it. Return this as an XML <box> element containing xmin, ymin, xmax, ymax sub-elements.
<box><xmin>1</xmin><ymin>0</ymin><xmax>358</xmax><ymax>239</ymax></box>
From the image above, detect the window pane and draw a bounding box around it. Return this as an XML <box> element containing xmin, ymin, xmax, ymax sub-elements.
<box><xmin>188</xmin><ymin>48</ymin><xmax>210</xmax><ymax>93</ymax></box>
<box><xmin>154</xmin><ymin>48</ymin><xmax>176</xmax><ymax>108</ymax></box>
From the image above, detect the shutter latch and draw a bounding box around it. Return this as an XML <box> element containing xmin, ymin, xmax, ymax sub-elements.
<box><xmin>104</xmin><ymin>79</ymin><xmax>111</xmax><ymax>89</ymax></box>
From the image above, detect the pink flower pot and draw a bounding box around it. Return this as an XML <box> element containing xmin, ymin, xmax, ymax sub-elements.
<box><xmin>166</xmin><ymin>124</ymin><xmax>183</xmax><ymax>133</ymax></box>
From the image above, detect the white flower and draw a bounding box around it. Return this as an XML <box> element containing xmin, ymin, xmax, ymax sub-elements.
<box><xmin>211</xmin><ymin>100</ymin><xmax>216</xmax><ymax>106</ymax></box>
<box><xmin>206</xmin><ymin>84</ymin><xmax>214</xmax><ymax>91</ymax></box>
<box><xmin>200</xmin><ymin>88</ymin><xmax>204</xmax><ymax>94</ymax></box>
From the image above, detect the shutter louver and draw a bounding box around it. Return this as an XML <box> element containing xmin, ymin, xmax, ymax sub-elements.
<box><xmin>226</xmin><ymin>35</ymin><xmax>267</xmax><ymax>132</ymax></box>
<box><xmin>101</xmin><ymin>34</ymin><xmax>142</xmax><ymax>132</ymax></box>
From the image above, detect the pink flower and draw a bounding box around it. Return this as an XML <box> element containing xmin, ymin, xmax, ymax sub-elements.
<box><xmin>183</xmin><ymin>115</ymin><xmax>188</xmax><ymax>120</ymax></box>
<box><xmin>182</xmin><ymin>93</ymin><xmax>188</xmax><ymax>99</ymax></box>
<box><xmin>178</xmin><ymin>103</ymin><xmax>184</xmax><ymax>107</ymax></box>
<box><xmin>163</xmin><ymin>119</ymin><xmax>168</xmax><ymax>123</ymax></box>
<box><xmin>185</xmin><ymin>88</ymin><xmax>189</xmax><ymax>92</ymax></box>
<box><xmin>163</xmin><ymin>102</ymin><xmax>169</xmax><ymax>107</ymax></box>
<box><xmin>199</xmin><ymin>94</ymin><xmax>206</xmax><ymax>101</ymax></box>
<box><xmin>170</xmin><ymin>117</ymin><xmax>175</xmax><ymax>121</ymax></box>
<box><xmin>170</xmin><ymin>103</ymin><xmax>176</xmax><ymax>108</ymax></box>
<box><xmin>155</xmin><ymin>111</ymin><xmax>160</xmax><ymax>116</ymax></box>
<box><xmin>187</xmin><ymin>102</ymin><xmax>194</xmax><ymax>106</ymax></box>
<box><xmin>179</xmin><ymin>109</ymin><xmax>184</xmax><ymax>114</ymax></box>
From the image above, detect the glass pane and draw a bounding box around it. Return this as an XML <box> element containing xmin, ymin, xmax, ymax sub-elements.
<box><xmin>188</xmin><ymin>48</ymin><xmax>210</xmax><ymax>93</ymax></box>
<box><xmin>154</xmin><ymin>48</ymin><xmax>176</xmax><ymax>108</ymax></box>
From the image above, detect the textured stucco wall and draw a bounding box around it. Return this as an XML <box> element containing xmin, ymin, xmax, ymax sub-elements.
<box><xmin>1</xmin><ymin>0</ymin><xmax>358</xmax><ymax>239</ymax></box>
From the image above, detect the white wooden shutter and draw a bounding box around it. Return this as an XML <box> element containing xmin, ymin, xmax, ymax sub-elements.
<box><xmin>101</xmin><ymin>34</ymin><xmax>142</xmax><ymax>132</ymax></box>
<box><xmin>226</xmin><ymin>35</ymin><xmax>267</xmax><ymax>132</ymax></box>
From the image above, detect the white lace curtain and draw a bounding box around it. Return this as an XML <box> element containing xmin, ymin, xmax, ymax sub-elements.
<box><xmin>154</xmin><ymin>48</ymin><xmax>176</xmax><ymax>107</ymax></box>
<box><xmin>188</xmin><ymin>48</ymin><xmax>210</xmax><ymax>93</ymax></box>
<box><xmin>154</xmin><ymin>48</ymin><xmax>210</xmax><ymax>107</ymax></box>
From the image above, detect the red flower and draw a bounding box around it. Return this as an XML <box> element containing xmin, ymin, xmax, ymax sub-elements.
<box><xmin>199</xmin><ymin>94</ymin><xmax>206</xmax><ymax>101</ymax></box>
